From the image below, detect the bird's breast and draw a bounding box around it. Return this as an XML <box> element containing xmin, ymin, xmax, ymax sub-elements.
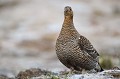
<box><xmin>56</xmin><ymin>38</ymin><xmax>79</xmax><ymax>53</ymax></box>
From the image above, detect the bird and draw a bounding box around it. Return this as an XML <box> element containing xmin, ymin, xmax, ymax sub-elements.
<box><xmin>55</xmin><ymin>6</ymin><xmax>103</xmax><ymax>73</ymax></box>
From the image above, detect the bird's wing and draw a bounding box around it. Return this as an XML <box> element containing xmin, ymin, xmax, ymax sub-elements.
<box><xmin>78</xmin><ymin>35</ymin><xmax>99</xmax><ymax>58</ymax></box>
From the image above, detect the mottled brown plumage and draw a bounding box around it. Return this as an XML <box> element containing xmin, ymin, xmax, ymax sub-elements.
<box><xmin>56</xmin><ymin>6</ymin><xmax>103</xmax><ymax>72</ymax></box>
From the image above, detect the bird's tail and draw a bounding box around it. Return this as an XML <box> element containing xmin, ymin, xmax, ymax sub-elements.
<box><xmin>95</xmin><ymin>62</ymin><xmax>104</xmax><ymax>72</ymax></box>
<box><xmin>99</xmin><ymin>62</ymin><xmax>104</xmax><ymax>72</ymax></box>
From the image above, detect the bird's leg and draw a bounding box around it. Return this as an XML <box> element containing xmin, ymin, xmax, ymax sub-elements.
<box><xmin>82</xmin><ymin>69</ymin><xmax>96</xmax><ymax>74</ymax></box>
<box><xmin>65</xmin><ymin>67</ymin><xmax>75</xmax><ymax>77</ymax></box>
<box><xmin>70</xmin><ymin>67</ymin><xmax>75</xmax><ymax>74</ymax></box>
<box><xmin>87</xmin><ymin>69</ymin><xmax>96</xmax><ymax>73</ymax></box>
<box><xmin>73</xmin><ymin>68</ymin><xmax>82</xmax><ymax>74</ymax></box>
<box><xmin>82</xmin><ymin>69</ymin><xmax>87</xmax><ymax>74</ymax></box>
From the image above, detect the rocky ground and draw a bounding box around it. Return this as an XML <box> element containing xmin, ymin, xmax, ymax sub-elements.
<box><xmin>0</xmin><ymin>0</ymin><xmax>120</xmax><ymax>79</ymax></box>
<box><xmin>0</xmin><ymin>68</ymin><xmax>120</xmax><ymax>79</ymax></box>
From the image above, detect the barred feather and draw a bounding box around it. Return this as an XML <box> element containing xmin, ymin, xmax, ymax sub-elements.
<box><xmin>79</xmin><ymin>36</ymin><xmax>99</xmax><ymax>58</ymax></box>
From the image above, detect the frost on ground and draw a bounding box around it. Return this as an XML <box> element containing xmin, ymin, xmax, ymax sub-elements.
<box><xmin>1</xmin><ymin>68</ymin><xmax>119</xmax><ymax>79</ymax></box>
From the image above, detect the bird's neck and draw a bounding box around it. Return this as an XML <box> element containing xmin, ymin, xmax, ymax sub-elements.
<box><xmin>63</xmin><ymin>16</ymin><xmax>73</xmax><ymax>27</ymax></box>
<box><xmin>59</xmin><ymin>16</ymin><xmax>78</xmax><ymax>39</ymax></box>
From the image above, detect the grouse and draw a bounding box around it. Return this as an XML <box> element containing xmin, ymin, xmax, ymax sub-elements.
<box><xmin>56</xmin><ymin>6</ymin><xmax>103</xmax><ymax>72</ymax></box>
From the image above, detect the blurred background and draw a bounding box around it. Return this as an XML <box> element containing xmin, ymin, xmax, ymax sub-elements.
<box><xmin>0</xmin><ymin>0</ymin><xmax>120</xmax><ymax>77</ymax></box>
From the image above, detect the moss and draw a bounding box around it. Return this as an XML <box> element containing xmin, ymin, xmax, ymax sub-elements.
<box><xmin>51</xmin><ymin>76</ymin><xmax>60</xmax><ymax>79</ymax></box>
<box><xmin>100</xmin><ymin>57</ymin><xmax>113</xmax><ymax>69</ymax></box>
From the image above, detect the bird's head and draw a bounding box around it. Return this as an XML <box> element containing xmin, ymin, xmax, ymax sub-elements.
<box><xmin>64</xmin><ymin>6</ymin><xmax>73</xmax><ymax>17</ymax></box>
